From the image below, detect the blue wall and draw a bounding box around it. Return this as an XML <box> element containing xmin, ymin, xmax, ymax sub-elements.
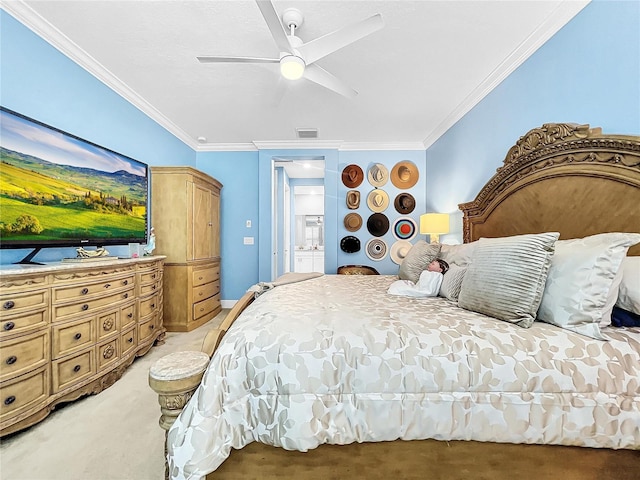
<box><xmin>0</xmin><ymin>11</ymin><xmax>194</xmax><ymax>262</ymax></box>
<box><xmin>426</xmin><ymin>0</ymin><xmax>640</xmax><ymax>219</ymax></box>
<box><xmin>196</xmin><ymin>151</ymin><xmax>260</xmax><ymax>301</ymax></box>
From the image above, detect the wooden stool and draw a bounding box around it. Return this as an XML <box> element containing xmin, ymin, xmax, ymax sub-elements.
<box><xmin>337</xmin><ymin>265</ymin><xmax>380</xmax><ymax>275</ymax></box>
<box><xmin>149</xmin><ymin>350</ymin><xmax>210</xmax><ymax>479</ymax></box>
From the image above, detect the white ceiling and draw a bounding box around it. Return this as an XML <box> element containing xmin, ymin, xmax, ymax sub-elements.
<box><xmin>3</xmin><ymin>0</ymin><xmax>589</xmax><ymax>151</ymax></box>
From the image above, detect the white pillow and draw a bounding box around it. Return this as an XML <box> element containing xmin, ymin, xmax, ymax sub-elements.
<box><xmin>458</xmin><ymin>232</ymin><xmax>559</xmax><ymax>328</ymax></box>
<box><xmin>537</xmin><ymin>233</ymin><xmax>640</xmax><ymax>339</ymax></box>
<box><xmin>616</xmin><ymin>256</ymin><xmax>640</xmax><ymax>315</ymax></box>
<box><xmin>439</xmin><ymin>241</ymin><xmax>478</xmax><ymax>267</ymax></box>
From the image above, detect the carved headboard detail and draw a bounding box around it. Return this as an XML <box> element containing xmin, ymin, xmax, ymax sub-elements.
<box><xmin>459</xmin><ymin>123</ymin><xmax>640</xmax><ymax>255</ymax></box>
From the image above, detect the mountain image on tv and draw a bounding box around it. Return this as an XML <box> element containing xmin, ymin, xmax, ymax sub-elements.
<box><xmin>0</xmin><ymin>108</ymin><xmax>148</xmax><ymax>246</ymax></box>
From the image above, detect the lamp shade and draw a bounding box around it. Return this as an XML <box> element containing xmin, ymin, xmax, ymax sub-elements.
<box><xmin>420</xmin><ymin>213</ymin><xmax>450</xmax><ymax>243</ymax></box>
<box><xmin>280</xmin><ymin>55</ymin><xmax>305</xmax><ymax>80</ymax></box>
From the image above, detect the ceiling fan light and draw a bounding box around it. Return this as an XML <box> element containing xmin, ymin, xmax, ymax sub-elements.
<box><xmin>280</xmin><ymin>55</ymin><xmax>305</xmax><ymax>80</ymax></box>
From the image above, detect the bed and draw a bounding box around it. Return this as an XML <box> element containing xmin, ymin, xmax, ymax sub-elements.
<box><xmin>155</xmin><ymin>123</ymin><xmax>640</xmax><ymax>480</ymax></box>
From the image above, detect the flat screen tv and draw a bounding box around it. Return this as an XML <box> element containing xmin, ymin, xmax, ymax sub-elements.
<box><xmin>0</xmin><ymin>107</ymin><xmax>149</xmax><ymax>264</ymax></box>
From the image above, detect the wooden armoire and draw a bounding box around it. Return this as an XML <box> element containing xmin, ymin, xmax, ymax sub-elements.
<box><xmin>150</xmin><ymin>167</ymin><xmax>222</xmax><ymax>332</ymax></box>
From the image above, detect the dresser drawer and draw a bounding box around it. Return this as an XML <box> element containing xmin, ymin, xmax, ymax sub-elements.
<box><xmin>53</xmin><ymin>287</ymin><xmax>134</xmax><ymax>321</ymax></box>
<box><xmin>192</xmin><ymin>293</ymin><xmax>220</xmax><ymax>322</ymax></box>
<box><xmin>139</xmin><ymin>268</ymin><xmax>161</xmax><ymax>285</ymax></box>
<box><xmin>192</xmin><ymin>267</ymin><xmax>219</xmax><ymax>287</ymax></box>
<box><xmin>0</xmin><ymin>309</ymin><xmax>48</xmax><ymax>339</ymax></box>
<box><xmin>139</xmin><ymin>294</ymin><xmax>160</xmax><ymax>318</ymax></box>
<box><xmin>138</xmin><ymin>315</ymin><xmax>159</xmax><ymax>344</ymax></box>
<box><xmin>52</xmin><ymin>275</ymin><xmax>134</xmax><ymax>302</ymax></box>
<box><xmin>140</xmin><ymin>280</ymin><xmax>161</xmax><ymax>296</ymax></box>
<box><xmin>0</xmin><ymin>330</ymin><xmax>49</xmax><ymax>382</ymax></box>
<box><xmin>193</xmin><ymin>280</ymin><xmax>220</xmax><ymax>303</ymax></box>
<box><xmin>52</xmin><ymin>349</ymin><xmax>96</xmax><ymax>393</ymax></box>
<box><xmin>96</xmin><ymin>310</ymin><xmax>119</xmax><ymax>342</ymax></box>
<box><xmin>52</xmin><ymin>317</ymin><xmax>95</xmax><ymax>359</ymax></box>
<box><xmin>120</xmin><ymin>303</ymin><xmax>136</xmax><ymax>330</ymax></box>
<box><xmin>0</xmin><ymin>366</ymin><xmax>49</xmax><ymax>421</ymax></box>
<box><xmin>0</xmin><ymin>290</ymin><xmax>48</xmax><ymax>319</ymax></box>
<box><xmin>97</xmin><ymin>338</ymin><xmax>118</xmax><ymax>371</ymax></box>
<box><xmin>120</xmin><ymin>327</ymin><xmax>137</xmax><ymax>357</ymax></box>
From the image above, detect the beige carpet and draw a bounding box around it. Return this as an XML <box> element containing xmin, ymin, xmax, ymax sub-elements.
<box><xmin>0</xmin><ymin>311</ymin><xmax>227</xmax><ymax>480</ymax></box>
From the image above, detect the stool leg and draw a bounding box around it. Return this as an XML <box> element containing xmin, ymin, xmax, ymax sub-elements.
<box><xmin>149</xmin><ymin>373</ymin><xmax>205</xmax><ymax>479</ymax></box>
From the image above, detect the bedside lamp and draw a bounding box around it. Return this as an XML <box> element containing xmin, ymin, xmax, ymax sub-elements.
<box><xmin>420</xmin><ymin>213</ymin><xmax>450</xmax><ymax>243</ymax></box>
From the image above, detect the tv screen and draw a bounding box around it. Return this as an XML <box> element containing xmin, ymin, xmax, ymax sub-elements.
<box><xmin>0</xmin><ymin>107</ymin><xmax>148</xmax><ymax>259</ymax></box>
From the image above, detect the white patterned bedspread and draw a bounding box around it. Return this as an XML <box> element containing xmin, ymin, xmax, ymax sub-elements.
<box><xmin>167</xmin><ymin>275</ymin><xmax>640</xmax><ymax>480</ymax></box>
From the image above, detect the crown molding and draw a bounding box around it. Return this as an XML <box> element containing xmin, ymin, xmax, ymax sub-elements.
<box><xmin>196</xmin><ymin>143</ymin><xmax>258</xmax><ymax>152</ymax></box>
<box><xmin>422</xmin><ymin>0</ymin><xmax>590</xmax><ymax>149</ymax></box>
<box><xmin>2</xmin><ymin>0</ymin><xmax>198</xmax><ymax>150</ymax></box>
<box><xmin>339</xmin><ymin>142</ymin><xmax>426</xmax><ymax>151</ymax></box>
<box><xmin>253</xmin><ymin>140</ymin><xmax>344</xmax><ymax>150</ymax></box>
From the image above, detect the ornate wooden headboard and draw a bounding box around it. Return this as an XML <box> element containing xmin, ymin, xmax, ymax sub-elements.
<box><xmin>459</xmin><ymin>123</ymin><xmax>640</xmax><ymax>255</ymax></box>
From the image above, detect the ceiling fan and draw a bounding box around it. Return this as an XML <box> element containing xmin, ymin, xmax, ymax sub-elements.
<box><xmin>197</xmin><ymin>0</ymin><xmax>384</xmax><ymax>98</ymax></box>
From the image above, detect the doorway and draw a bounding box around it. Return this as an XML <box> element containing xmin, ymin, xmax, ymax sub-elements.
<box><xmin>273</xmin><ymin>157</ymin><xmax>325</xmax><ymax>276</ymax></box>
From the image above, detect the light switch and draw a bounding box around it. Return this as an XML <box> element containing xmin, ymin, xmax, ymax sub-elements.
<box><xmin>246</xmin><ymin>220</ymin><xmax>252</xmax><ymax>228</ymax></box>
<box><xmin>243</xmin><ymin>237</ymin><xmax>254</xmax><ymax>245</ymax></box>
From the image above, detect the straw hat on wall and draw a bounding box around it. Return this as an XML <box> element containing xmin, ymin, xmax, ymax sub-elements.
<box><xmin>390</xmin><ymin>161</ymin><xmax>419</xmax><ymax>189</ymax></box>
<box><xmin>366</xmin><ymin>189</ymin><xmax>389</xmax><ymax>212</ymax></box>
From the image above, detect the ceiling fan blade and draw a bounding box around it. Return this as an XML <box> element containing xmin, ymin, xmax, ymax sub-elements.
<box><xmin>298</xmin><ymin>14</ymin><xmax>383</xmax><ymax>64</ymax></box>
<box><xmin>303</xmin><ymin>64</ymin><xmax>358</xmax><ymax>99</ymax></box>
<box><xmin>197</xmin><ymin>56</ymin><xmax>279</xmax><ymax>64</ymax></box>
<box><xmin>255</xmin><ymin>0</ymin><xmax>293</xmax><ymax>54</ymax></box>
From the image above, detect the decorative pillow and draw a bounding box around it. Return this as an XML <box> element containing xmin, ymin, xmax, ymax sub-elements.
<box><xmin>611</xmin><ymin>306</ymin><xmax>640</xmax><ymax>328</ymax></box>
<box><xmin>537</xmin><ymin>233</ymin><xmax>640</xmax><ymax>339</ymax></box>
<box><xmin>458</xmin><ymin>232</ymin><xmax>559</xmax><ymax>328</ymax></box>
<box><xmin>398</xmin><ymin>240</ymin><xmax>441</xmax><ymax>283</ymax></box>
<box><xmin>438</xmin><ymin>264</ymin><xmax>467</xmax><ymax>301</ymax></box>
<box><xmin>439</xmin><ymin>241</ymin><xmax>478</xmax><ymax>267</ymax></box>
<box><xmin>616</xmin><ymin>256</ymin><xmax>640</xmax><ymax>315</ymax></box>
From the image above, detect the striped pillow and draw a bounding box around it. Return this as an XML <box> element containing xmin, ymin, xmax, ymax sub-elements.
<box><xmin>438</xmin><ymin>264</ymin><xmax>467</xmax><ymax>301</ymax></box>
<box><xmin>458</xmin><ymin>232</ymin><xmax>559</xmax><ymax>327</ymax></box>
<box><xmin>398</xmin><ymin>240</ymin><xmax>441</xmax><ymax>283</ymax></box>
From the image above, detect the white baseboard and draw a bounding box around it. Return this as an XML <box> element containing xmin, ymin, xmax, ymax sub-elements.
<box><xmin>221</xmin><ymin>300</ymin><xmax>236</xmax><ymax>309</ymax></box>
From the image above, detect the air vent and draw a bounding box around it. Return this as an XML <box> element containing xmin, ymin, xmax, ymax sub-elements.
<box><xmin>296</xmin><ymin>128</ymin><xmax>318</xmax><ymax>139</ymax></box>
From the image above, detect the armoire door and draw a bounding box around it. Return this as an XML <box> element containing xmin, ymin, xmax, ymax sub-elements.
<box><xmin>192</xmin><ymin>182</ymin><xmax>213</xmax><ymax>260</ymax></box>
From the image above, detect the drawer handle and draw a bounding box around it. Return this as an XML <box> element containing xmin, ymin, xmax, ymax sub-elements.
<box><xmin>128</xmin><ymin>337</ymin><xmax>133</xmax><ymax>343</ymax></box>
<box><xmin>104</xmin><ymin>283</ymin><xmax>111</xmax><ymax>289</ymax></box>
<box><xmin>4</xmin><ymin>396</ymin><xmax>16</xmax><ymax>406</ymax></box>
<box><xmin>151</xmin><ymin>304</ymin><xmax>155</xmax><ymax>308</ymax></box>
<box><xmin>82</xmin><ymin>304</ymin><xmax>89</xmax><ymax>311</ymax></box>
<box><xmin>74</xmin><ymin>333</ymin><xmax>82</xmax><ymax>340</ymax></box>
<box><xmin>3</xmin><ymin>301</ymin><xmax>15</xmax><ymax>310</ymax></box>
<box><xmin>199</xmin><ymin>292</ymin><xmax>203</xmax><ymax>296</ymax></box>
<box><xmin>73</xmin><ymin>365</ymin><xmax>81</xmax><ymax>373</ymax></box>
<box><xmin>6</xmin><ymin>356</ymin><xmax>17</xmax><ymax>365</ymax></box>
<box><xmin>103</xmin><ymin>318</ymin><xmax>114</xmax><ymax>331</ymax></box>
<box><xmin>81</xmin><ymin>288</ymin><xmax>89</xmax><ymax>295</ymax></box>
<box><xmin>152</xmin><ymin>274</ymin><xmax>156</xmax><ymax>279</ymax></box>
<box><xmin>149</xmin><ymin>324</ymin><xmax>155</xmax><ymax>330</ymax></box>
<box><xmin>3</xmin><ymin>322</ymin><xmax>15</xmax><ymax>331</ymax></box>
<box><xmin>198</xmin><ymin>276</ymin><xmax>203</xmax><ymax>280</ymax></box>
<box><xmin>123</xmin><ymin>293</ymin><xmax>129</xmax><ymax>299</ymax></box>
<box><xmin>152</xmin><ymin>285</ymin><xmax>157</xmax><ymax>290</ymax></box>
<box><xmin>127</xmin><ymin>313</ymin><xmax>133</xmax><ymax>318</ymax></box>
<box><xmin>123</xmin><ymin>280</ymin><xmax>129</xmax><ymax>285</ymax></box>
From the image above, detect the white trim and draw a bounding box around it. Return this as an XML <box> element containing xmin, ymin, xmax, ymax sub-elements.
<box><xmin>221</xmin><ymin>300</ymin><xmax>237</xmax><ymax>309</ymax></box>
<box><xmin>339</xmin><ymin>142</ymin><xmax>426</xmax><ymax>151</ymax></box>
<box><xmin>422</xmin><ymin>0</ymin><xmax>590</xmax><ymax>149</ymax></box>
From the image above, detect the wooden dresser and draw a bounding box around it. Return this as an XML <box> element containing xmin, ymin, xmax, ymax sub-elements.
<box><xmin>151</xmin><ymin>167</ymin><xmax>222</xmax><ymax>332</ymax></box>
<box><xmin>0</xmin><ymin>256</ymin><xmax>164</xmax><ymax>436</ymax></box>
